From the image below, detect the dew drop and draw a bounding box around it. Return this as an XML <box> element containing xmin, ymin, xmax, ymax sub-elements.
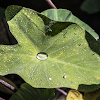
<box><xmin>62</xmin><ymin>73</ymin><xmax>66</xmax><ymax>78</ymax></box>
<box><xmin>49</xmin><ymin>78</ymin><xmax>52</xmax><ymax>80</ymax></box>
<box><xmin>79</xmin><ymin>44</ymin><xmax>81</xmax><ymax>46</ymax></box>
<box><xmin>93</xmin><ymin>52</ymin><xmax>95</xmax><ymax>55</ymax></box>
<box><xmin>36</xmin><ymin>52</ymin><xmax>48</xmax><ymax>61</ymax></box>
<box><xmin>74</xmin><ymin>32</ymin><xmax>77</xmax><ymax>35</ymax></box>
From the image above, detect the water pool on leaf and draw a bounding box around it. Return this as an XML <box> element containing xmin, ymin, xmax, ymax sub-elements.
<box><xmin>36</xmin><ymin>52</ymin><xmax>48</xmax><ymax>61</ymax></box>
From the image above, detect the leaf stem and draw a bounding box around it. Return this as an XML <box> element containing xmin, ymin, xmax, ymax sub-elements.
<box><xmin>46</xmin><ymin>0</ymin><xmax>57</xmax><ymax>9</ymax></box>
<box><xmin>0</xmin><ymin>97</ymin><xmax>5</xmax><ymax>100</ymax></box>
<box><xmin>0</xmin><ymin>79</ymin><xmax>15</xmax><ymax>91</ymax></box>
<box><xmin>55</xmin><ymin>88</ymin><xmax>67</xmax><ymax>96</ymax></box>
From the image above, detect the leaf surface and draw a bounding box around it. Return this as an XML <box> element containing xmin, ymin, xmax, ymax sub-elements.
<box><xmin>41</xmin><ymin>9</ymin><xmax>99</xmax><ymax>40</ymax></box>
<box><xmin>9</xmin><ymin>83</ymin><xmax>54</xmax><ymax>100</ymax></box>
<box><xmin>0</xmin><ymin>5</ymin><xmax>100</xmax><ymax>91</ymax></box>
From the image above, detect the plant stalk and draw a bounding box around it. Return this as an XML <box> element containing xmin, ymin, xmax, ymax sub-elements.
<box><xmin>46</xmin><ymin>0</ymin><xmax>57</xmax><ymax>9</ymax></box>
<box><xmin>55</xmin><ymin>88</ymin><xmax>67</xmax><ymax>96</ymax></box>
<box><xmin>0</xmin><ymin>97</ymin><xmax>5</xmax><ymax>100</ymax></box>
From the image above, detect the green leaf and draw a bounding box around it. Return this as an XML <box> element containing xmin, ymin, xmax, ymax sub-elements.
<box><xmin>81</xmin><ymin>0</ymin><xmax>100</xmax><ymax>14</ymax></box>
<box><xmin>84</xmin><ymin>88</ymin><xmax>100</xmax><ymax>100</ymax></box>
<box><xmin>0</xmin><ymin>5</ymin><xmax>100</xmax><ymax>92</ymax></box>
<box><xmin>9</xmin><ymin>83</ymin><xmax>54</xmax><ymax>100</ymax></box>
<box><xmin>78</xmin><ymin>84</ymin><xmax>100</xmax><ymax>92</ymax></box>
<box><xmin>41</xmin><ymin>9</ymin><xmax>99</xmax><ymax>40</ymax></box>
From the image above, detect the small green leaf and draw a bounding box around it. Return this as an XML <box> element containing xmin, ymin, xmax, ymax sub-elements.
<box><xmin>41</xmin><ymin>9</ymin><xmax>99</xmax><ymax>40</ymax></box>
<box><xmin>66</xmin><ymin>90</ymin><xmax>84</xmax><ymax>100</ymax></box>
<box><xmin>9</xmin><ymin>83</ymin><xmax>55</xmax><ymax>100</ymax></box>
<box><xmin>81</xmin><ymin>0</ymin><xmax>100</xmax><ymax>14</ymax></box>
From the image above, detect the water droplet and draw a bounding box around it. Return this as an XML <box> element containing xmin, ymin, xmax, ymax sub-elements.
<box><xmin>79</xmin><ymin>44</ymin><xmax>81</xmax><ymax>46</ymax></box>
<box><xmin>36</xmin><ymin>52</ymin><xmax>48</xmax><ymax>61</ymax></box>
<box><xmin>63</xmin><ymin>35</ymin><xmax>66</xmax><ymax>38</ymax></box>
<box><xmin>62</xmin><ymin>73</ymin><xmax>66</xmax><ymax>78</ymax></box>
<box><xmin>74</xmin><ymin>32</ymin><xmax>77</xmax><ymax>35</ymax></box>
<box><xmin>49</xmin><ymin>78</ymin><xmax>52</xmax><ymax>80</ymax></box>
<box><xmin>93</xmin><ymin>52</ymin><xmax>95</xmax><ymax>55</ymax></box>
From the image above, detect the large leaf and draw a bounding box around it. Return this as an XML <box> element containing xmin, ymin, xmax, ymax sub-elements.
<box><xmin>9</xmin><ymin>83</ymin><xmax>54</xmax><ymax>100</ymax></box>
<box><xmin>0</xmin><ymin>5</ymin><xmax>100</xmax><ymax>92</ymax></box>
<box><xmin>41</xmin><ymin>9</ymin><xmax>99</xmax><ymax>40</ymax></box>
